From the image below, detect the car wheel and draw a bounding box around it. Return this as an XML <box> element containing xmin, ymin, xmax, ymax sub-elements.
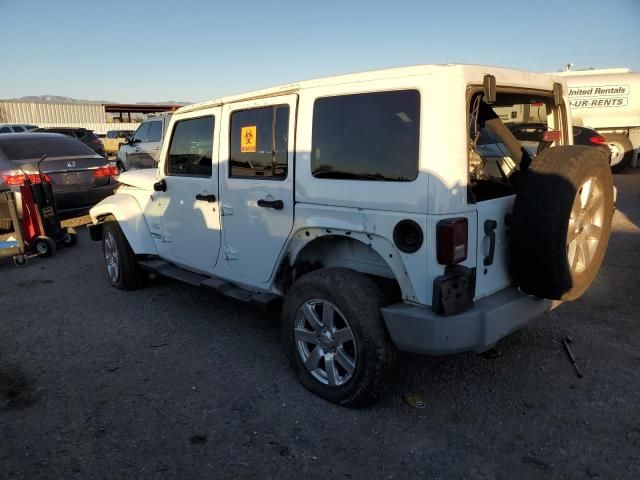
<box><xmin>282</xmin><ymin>267</ymin><xmax>395</xmax><ymax>407</ymax></box>
<box><xmin>62</xmin><ymin>227</ymin><xmax>78</xmax><ymax>247</ymax></box>
<box><xmin>606</xmin><ymin>133</ymin><xmax>633</xmax><ymax>173</ymax></box>
<box><xmin>102</xmin><ymin>215</ymin><xmax>143</xmax><ymax>290</ymax></box>
<box><xmin>510</xmin><ymin>146</ymin><xmax>614</xmax><ymax>300</ymax></box>
<box><xmin>34</xmin><ymin>236</ymin><xmax>56</xmax><ymax>257</ymax></box>
<box><xmin>13</xmin><ymin>254</ymin><xmax>27</xmax><ymax>267</ymax></box>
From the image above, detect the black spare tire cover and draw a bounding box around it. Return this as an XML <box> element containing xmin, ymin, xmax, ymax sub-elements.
<box><xmin>510</xmin><ymin>146</ymin><xmax>614</xmax><ymax>300</ymax></box>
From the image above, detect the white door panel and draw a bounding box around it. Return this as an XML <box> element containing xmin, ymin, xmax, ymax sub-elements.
<box><xmin>219</xmin><ymin>95</ymin><xmax>297</xmax><ymax>284</ymax></box>
<box><xmin>475</xmin><ymin>195</ymin><xmax>514</xmax><ymax>299</ymax></box>
<box><xmin>154</xmin><ymin>109</ymin><xmax>222</xmax><ymax>273</ymax></box>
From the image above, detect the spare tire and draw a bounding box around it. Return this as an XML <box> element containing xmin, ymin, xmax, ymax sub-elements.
<box><xmin>510</xmin><ymin>146</ymin><xmax>614</xmax><ymax>300</ymax></box>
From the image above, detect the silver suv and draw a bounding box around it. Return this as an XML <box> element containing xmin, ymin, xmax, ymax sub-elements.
<box><xmin>116</xmin><ymin>114</ymin><xmax>171</xmax><ymax>172</ymax></box>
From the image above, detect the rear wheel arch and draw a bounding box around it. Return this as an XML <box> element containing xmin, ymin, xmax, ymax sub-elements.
<box><xmin>278</xmin><ymin>230</ymin><xmax>413</xmax><ymax>302</ymax></box>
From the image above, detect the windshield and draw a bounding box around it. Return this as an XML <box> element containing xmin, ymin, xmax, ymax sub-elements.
<box><xmin>0</xmin><ymin>135</ymin><xmax>97</xmax><ymax>160</ymax></box>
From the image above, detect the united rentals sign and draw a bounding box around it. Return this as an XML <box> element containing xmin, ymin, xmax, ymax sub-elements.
<box><xmin>569</xmin><ymin>84</ymin><xmax>630</xmax><ymax>108</ymax></box>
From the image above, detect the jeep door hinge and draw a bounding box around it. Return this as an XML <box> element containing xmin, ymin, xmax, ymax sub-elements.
<box><xmin>224</xmin><ymin>246</ymin><xmax>238</xmax><ymax>261</ymax></box>
<box><xmin>221</xmin><ymin>203</ymin><xmax>234</xmax><ymax>216</ymax></box>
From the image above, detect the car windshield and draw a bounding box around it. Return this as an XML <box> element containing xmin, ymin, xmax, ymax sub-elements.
<box><xmin>0</xmin><ymin>135</ymin><xmax>97</xmax><ymax>160</ymax></box>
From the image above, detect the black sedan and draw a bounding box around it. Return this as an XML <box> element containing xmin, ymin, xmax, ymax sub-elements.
<box><xmin>32</xmin><ymin>127</ymin><xmax>106</xmax><ymax>156</ymax></box>
<box><xmin>0</xmin><ymin>133</ymin><xmax>118</xmax><ymax>222</ymax></box>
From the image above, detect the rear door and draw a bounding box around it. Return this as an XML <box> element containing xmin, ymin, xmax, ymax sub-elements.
<box><xmin>125</xmin><ymin>123</ymin><xmax>150</xmax><ymax>169</ymax></box>
<box><xmin>218</xmin><ymin>95</ymin><xmax>296</xmax><ymax>284</ymax></box>
<box><xmin>138</xmin><ymin>119</ymin><xmax>163</xmax><ymax>166</ymax></box>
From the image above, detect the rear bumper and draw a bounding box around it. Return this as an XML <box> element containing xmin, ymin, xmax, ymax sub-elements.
<box><xmin>54</xmin><ymin>183</ymin><xmax>118</xmax><ymax>214</ymax></box>
<box><xmin>382</xmin><ymin>287</ymin><xmax>558</xmax><ymax>355</ymax></box>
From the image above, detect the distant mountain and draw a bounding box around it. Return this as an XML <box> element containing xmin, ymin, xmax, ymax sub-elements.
<box><xmin>7</xmin><ymin>95</ymin><xmax>190</xmax><ymax>106</ymax></box>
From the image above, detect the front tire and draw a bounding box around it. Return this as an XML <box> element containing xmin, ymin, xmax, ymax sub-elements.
<box><xmin>282</xmin><ymin>268</ymin><xmax>394</xmax><ymax>407</ymax></box>
<box><xmin>102</xmin><ymin>216</ymin><xmax>143</xmax><ymax>290</ymax></box>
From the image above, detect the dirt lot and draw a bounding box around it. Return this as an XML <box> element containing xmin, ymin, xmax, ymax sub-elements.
<box><xmin>1</xmin><ymin>170</ymin><xmax>639</xmax><ymax>479</ymax></box>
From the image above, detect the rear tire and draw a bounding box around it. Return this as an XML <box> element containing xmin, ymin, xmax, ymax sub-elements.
<box><xmin>102</xmin><ymin>215</ymin><xmax>143</xmax><ymax>290</ymax></box>
<box><xmin>282</xmin><ymin>268</ymin><xmax>395</xmax><ymax>407</ymax></box>
<box><xmin>606</xmin><ymin>133</ymin><xmax>633</xmax><ymax>173</ymax></box>
<box><xmin>510</xmin><ymin>146</ymin><xmax>614</xmax><ymax>300</ymax></box>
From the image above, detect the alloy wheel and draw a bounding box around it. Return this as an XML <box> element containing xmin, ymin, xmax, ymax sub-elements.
<box><xmin>294</xmin><ymin>299</ymin><xmax>357</xmax><ymax>387</ymax></box>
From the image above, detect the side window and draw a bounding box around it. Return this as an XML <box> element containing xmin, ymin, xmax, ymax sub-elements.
<box><xmin>147</xmin><ymin>121</ymin><xmax>162</xmax><ymax>142</ymax></box>
<box><xmin>229</xmin><ymin>105</ymin><xmax>289</xmax><ymax>179</ymax></box>
<box><xmin>12</xmin><ymin>126</ymin><xmax>25</xmax><ymax>133</ymax></box>
<box><xmin>311</xmin><ymin>90</ymin><xmax>420</xmax><ymax>182</ymax></box>
<box><xmin>167</xmin><ymin>116</ymin><xmax>214</xmax><ymax>177</ymax></box>
<box><xmin>132</xmin><ymin>123</ymin><xmax>149</xmax><ymax>143</ymax></box>
<box><xmin>0</xmin><ymin>127</ymin><xmax>11</xmax><ymax>133</ymax></box>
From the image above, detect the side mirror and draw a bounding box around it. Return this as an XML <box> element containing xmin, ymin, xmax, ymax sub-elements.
<box><xmin>483</xmin><ymin>74</ymin><xmax>497</xmax><ymax>105</ymax></box>
<box><xmin>153</xmin><ymin>179</ymin><xmax>167</xmax><ymax>192</ymax></box>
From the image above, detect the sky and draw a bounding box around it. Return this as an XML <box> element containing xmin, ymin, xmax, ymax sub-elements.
<box><xmin>1</xmin><ymin>0</ymin><xmax>639</xmax><ymax>103</ymax></box>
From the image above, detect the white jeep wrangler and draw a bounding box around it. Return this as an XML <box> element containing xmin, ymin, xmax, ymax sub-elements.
<box><xmin>89</xmin><ymin>65</ymin><xmax>614</xmax><ymax>407</ymax></box>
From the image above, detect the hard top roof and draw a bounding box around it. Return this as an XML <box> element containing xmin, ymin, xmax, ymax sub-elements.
<box><xmin>178</xmin><ymin>63</ymin><xmax>556</xmax><ymax>114</ymax></box>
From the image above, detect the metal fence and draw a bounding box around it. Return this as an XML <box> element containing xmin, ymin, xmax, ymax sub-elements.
<box><xmin>0</xmin><ymin>102</ymin><xmax>140</xmax><ymax>135</ymax></box>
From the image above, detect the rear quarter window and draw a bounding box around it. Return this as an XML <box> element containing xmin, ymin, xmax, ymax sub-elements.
<box><xmin>311</xmin><ymin>90</ymin><xmax>420</xmax><ymax>182</ymax></box>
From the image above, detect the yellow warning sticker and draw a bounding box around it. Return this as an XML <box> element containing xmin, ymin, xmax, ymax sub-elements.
<box><xmin>241</xmin><ymin>126</ymin><xmax>257</xmax><ymax>153</ymax></box>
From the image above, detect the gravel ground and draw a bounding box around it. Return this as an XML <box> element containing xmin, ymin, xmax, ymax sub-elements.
<box><xmin>1</xmin><ymin>171</ymin><xmax>639</xmax><ymax>479</ymax></box>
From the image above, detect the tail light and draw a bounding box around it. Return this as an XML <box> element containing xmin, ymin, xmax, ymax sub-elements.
<box><xmin>1</xmin><ymin>170</ymin><xmax>52</xmax><ymax>185</ymax></box>
<box><xmin>589</xmin><ymin>135</ymin><xmax>607</xmax><ymax>145</ymax></box>
<box><xmin>543</xmin><ymin>130</ymin><xmax>562</xmax><ymax>142</ymax></box>
<box><xmin>436</xmin><ymin>218</ymin><xmax>468</xmax><ymax>265</ymax></box>
<box><xmin>94</xmin><ymin>165</ymin><xmax>119</xmax><ymax>177</ymax></box>
<box><xmin>90</xmin><ymin>138</ymin><xmax>103</xmax><ymax>145</ymax></box>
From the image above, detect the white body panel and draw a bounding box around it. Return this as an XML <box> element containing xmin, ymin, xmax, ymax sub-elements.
<box><xmin>152</xmin><ymin>107</ymin><xmax>222</xmax><ymax>274</ymax></box>
<box><xmin>90</xmin><ymin>193</ymin><xmax>157</xmax><ymax>255</ymax></box>
<box><xmin>217</xmin><ymin>95</ymin><xmax>297</xmax><ymax>284</ymax></box>
<box><xmin>474</xmin><ymin>196</ymin><xmax>514</xmax><ymax>299</ymax></box>
<box><xmin>90</xmin><ymin>64</ymin><xmax>569</xmax><ymax>308</ymax></box>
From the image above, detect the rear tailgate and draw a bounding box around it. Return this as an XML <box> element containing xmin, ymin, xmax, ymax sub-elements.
<box><xmin>475</xmin><ymin>195</ymin><xmax>514</xmax><ymax>299</ymax></box>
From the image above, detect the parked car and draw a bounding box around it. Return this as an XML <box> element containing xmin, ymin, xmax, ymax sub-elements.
<box><xmin>476</xmin><ymin>124</ymin><xmax>612</xmax><ymax>172</ymax></box>
<box><xmin>0</xmin><ymin>133</ymin><xmax>118</xmax><ymax>226</ymax></box>
<box><xmin>0</xmin><ymin>123</ymin><xmax>38</xmax><ymax>133</ymax></box>
<box><xmin>89</xmin><ymin>65</ymin><xmax>614</xmax><ymax>407</ymax></box>
<box><xmin>103</xmin><ymin>129</ymin><xmax>134</xmax><ymax>157</ymax></box>
<box><xmin>116</xmin><ymin>115</ymin><xmax>171</xmax><ymax>172</ymax></box>
<box><xmin>32</xmin><ymin>127</ymin><xmax>105</xmax><ymax>156</ymax></box>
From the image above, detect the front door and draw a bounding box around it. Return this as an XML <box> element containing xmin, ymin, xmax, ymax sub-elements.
<box><xmin>154</xmin><ymin>108</ymin><xmax>222</xmax><ymax>273</ymax></box>
<box><xmin>219</xmin><ymin>94</ymin><xmax>297</xmax><ymax>284</ymax></box>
